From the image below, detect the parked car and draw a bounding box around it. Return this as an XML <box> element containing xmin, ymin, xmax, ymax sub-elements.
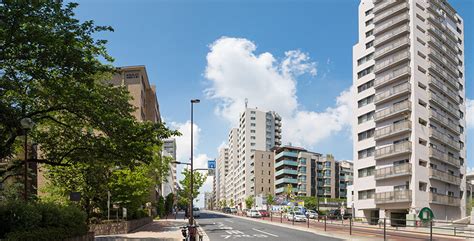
<box><xmin>222</xmin><ymin>207</ymin><xmax>231</xmax><ymax>213</ymax></box>
<box><xmin>258</xmin><ymin>210</ymin><xmax>269</xmax><ymax>217</ymax></box>
<box><xmin>242</xmin><ymin>209</ymin><xmax>249</xmax><ymax>216</ymax></box>
<box><xmin>193</xmin><ymin>207</ymin><xmax>200</xmax><ymax>217</ymax></box>
<box><xmin>327</xmin><ymin>209</ymin><xmax>341</xmax><ymax>220</ymax></box>
<box><xmin>230</xmin><ymin>207</ymin><xmax>238</xmax><ymax>214</ymax></box>
<box><xmin>248</xmin><ymin>209</ymin><xmax>262</xmax><ymax>218</ymax></box>
<box><xmin>287</xmin><ymin>211</ymin><xmax>307</xmax><ymax>222</ymax></box>
<box><xmin>305</xmin><ymin>210</ymin><xmax>318</xmax><ymax>219</ymax></box>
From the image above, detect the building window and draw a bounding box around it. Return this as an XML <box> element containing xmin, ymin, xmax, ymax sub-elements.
<box><xmin>357</xmin><ymin>79</ymin><xmax>374</xmax><ymax>93</ymax></box>
<box><xmin>358</xmin><ymin>147</ymin><xmax>375</xmax><ymax>159</ymax></box>
<box><xmin>365</xmin><ymin>8</ymin><xmax>373</xmax><ymax>16</ymax></box>
<box><xmin>366</xmin><ymin>40</ymin><xmax>374</xmax><ymax>49</ymax></box>
<box><xmin>358</xmin><ymin>95</ymin><xmax>374</xmax><ymax>108</ymax></box>
<box><xmin>358</xmin><ymin>166</ymin><xmax>375</xmax><ymax>177</ymax></box>
<box><xmin>365</xmin><ymin>19</ymin><xmax>373</xmax><ymax>26</ymax></box>
<box><xmin>357</xmin><ymin>65</ymin><xmax>374</xmax><ymax>79</ymax></box>
<box><xmin>358</xmin><ymin>111</ymin><xmax>374</xmax><ymax>124</ymax></box>
<box><xmin>250</xmin><ymin>123</ymin><xmax>256</xmax><ymax>127</ymax></box>
<box><xmin>358</xmin><ymin>189</ymin><xmax>375</xmax><ymax>200</ymax></box>
<box><xmin>357</xmin><ymin>53</ymin><xmax>374</xmax><ymax>66</ymax></box>
<box><xmin>358</xmin><ymin>128</ymin><xmax>375</xmax><ymax>141</ymax></box>
<box><xmin>365</xmin><ymin>30</ymin><xmax>373</xmax><ymax>38</ymax></box>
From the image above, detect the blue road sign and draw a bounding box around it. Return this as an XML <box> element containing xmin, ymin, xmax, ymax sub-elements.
<box><xmin>208</xmin><ymin>160</ymin><xmax>216</xmax><ymax>169</ymax></box>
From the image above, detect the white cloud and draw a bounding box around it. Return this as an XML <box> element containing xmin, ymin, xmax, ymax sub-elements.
<box><xmin>204</xmin><ymin>37</ymin><xmax>352</xmax><ymax>148</ymax></box>
<box><xmin>169</xmin><ymin>121</ymin><xmax>201</xmax><ymax>164</ymax></box>
<box><xmin>467</xmin><ymin>98</ymin><xmax>474</xmax><ymax>129</ymax></box>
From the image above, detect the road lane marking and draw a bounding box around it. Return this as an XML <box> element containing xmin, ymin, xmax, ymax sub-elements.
<box><xmin>252</xmin><ymin>228</ymin><xmax>279</xmax><ymax>237</ymax></box>
<box><xmin>225</xmin><ymin>219</ymin><xmax>234</xmax><ymax>223</ymax></box>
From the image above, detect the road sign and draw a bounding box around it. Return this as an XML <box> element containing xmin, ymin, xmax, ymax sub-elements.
<box><xmin>418</xmin><ymin>207</ymin><xmax>434</xmax><ymax>222</ymax></box>
<box><xmin>208</xmin><ymin>160</ymin><xmax>216</xmax><ymax>169</ymax></box>
<box><xmin>208</xmin><ymin>168</ymin><xmax>215</xmax><ymax>176</ymax></box>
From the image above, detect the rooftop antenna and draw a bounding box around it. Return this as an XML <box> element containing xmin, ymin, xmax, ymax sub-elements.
<box><xmin>245</xmin><ymin>98</ymin><xmax>248</xmax><ymax>109</ymax></box>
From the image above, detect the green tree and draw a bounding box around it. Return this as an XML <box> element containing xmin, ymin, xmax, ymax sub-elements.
<box><xmin>165</xmin><ymin>193</ymin><xmax>174</xmax><ymax>214</ymax></box>
<box><xmin>178</xmin><ymin>169</ymin><xmax>206</xmax><ymax>205</ymax></box>
<box><xmin>220</xmin><ymin>199</ymin><xmax>227</xmax><ymax>208</ymax></box>
<box><xmin>230</xmin><ymin>199</ymin><xmax>234</xmax><ymax>207</ymax></box>
<box><xmin>245</xmin><ymin>196</ymin><xmax>254</xmax><ymax>209</ymax></box>
<box><xmin>284</xmin><ymin>184</ymin><xmax>294</xmax><ymax>202</ymax></box>
<box><xmin>266</xmin><ymin>194</ymin><xmax>275</xmax><ymax>211</ymax></box>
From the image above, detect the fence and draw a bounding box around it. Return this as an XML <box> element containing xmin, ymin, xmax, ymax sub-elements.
<box><xmin>229</xmin><ymin>210</ymin><xmax>474</xmax><ymax>240</ymax></box>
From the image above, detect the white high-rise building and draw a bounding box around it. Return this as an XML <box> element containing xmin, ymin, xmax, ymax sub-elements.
<box><xmin>163</xmin><ymin>138</ymin><xmax>178</xmax><ymax>192</ymax></box>
<box><xmin>234</xmin><ymin>108</ymin><xmax>282</xmax><ymax>209</ymax></box>
<box><xmin>225</xmin><ymin>128</ymin><xmax>239</xmax><ymax>205</ymax></box>
<box><xmin>216</xmin><ymin>147</ymin><xmax>229</xmax><ymax>206</ymax></box>
<box><xmin>353</xmin><ymin>0</ymin><xmax>466</xmax><ymax>223</ymax></box>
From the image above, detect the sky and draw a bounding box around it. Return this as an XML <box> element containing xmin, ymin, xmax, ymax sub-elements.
<box><xmin>73</xmin><ymin>0</ymin><xmax>474</xmax><ymax>207</ymax></box>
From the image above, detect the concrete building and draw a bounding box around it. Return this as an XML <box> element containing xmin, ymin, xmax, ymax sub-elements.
<box><xmin>204</xmin><ymin>192</ymin><xmax>213</xmax><ymax>210</ymax></box>
<box><xmin>353</xmin><ymin>0</ymin><xmax>466</xmax><ymax>223</ymax></box>
<box><xmin>250</xmin><ymin>150</ymin><xmax>275</xmax><ymax>198</ymax></box>
<box><xmin>274</xmin><ymin>146</ymin><xmax>307</xmax><ymax>197</ymax></box>
<box><xmin>234</xmin><ymin>108</ymin><xmax>282</xmax><ymax>209</ymax></box>
<box><xmin>225</xmin><ymin>128</ymin><xmax>239</xmax><ymax>206</ymax></box>
<box><xmin>336</xmin><ymin>160</ymin><xmax>354</xmax><ymax>199</ymax></box>
<box><xmin>163</xmin><ymin>138</ymin><xmax>178</xmax><ymax>192</ymax></box>
<box><xmin>216</xmin><ymin>147</ymin><xmax>229</xmax><ymax>207</ymax></box>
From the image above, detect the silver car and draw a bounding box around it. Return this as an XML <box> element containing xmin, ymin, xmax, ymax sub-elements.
<box><xmin>287</xmin><ymin>211</ymin><xmax>307</xmax><ymax>222</ymax></box>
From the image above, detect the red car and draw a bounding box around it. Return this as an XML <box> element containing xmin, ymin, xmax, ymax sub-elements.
<box><xmin>258</xmin><ymin>210</ymin><xmax>269</xmax><ymax>217</ymax></box>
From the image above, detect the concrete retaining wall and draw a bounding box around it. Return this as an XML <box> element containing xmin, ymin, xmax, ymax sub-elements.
<box><xmin>90</xmin><ymin>217</ymin><xmax>153</xmax><ymax>236</ymax></box>
<box><xmin>64</xmin><ymin>232</ymin><xmax>95</xmax><ymax>241</ymax></box>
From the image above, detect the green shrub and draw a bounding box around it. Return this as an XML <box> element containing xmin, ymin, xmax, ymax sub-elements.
<box><xmin>156</xmin><ymin>196</ymin><xmax>165</xmax><ymax>217</ymax></box>
<box><xmin>0</xmin><ymin>201</ymin><xmax>87</xmax><ymax>240</ymax></box>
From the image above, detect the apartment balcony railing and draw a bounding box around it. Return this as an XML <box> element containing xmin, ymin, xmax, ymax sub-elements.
<box><xmin>429</xmin><ymin>111</ymin><xmax>461</xmax><ymax>135</ymax></box>
<box><xmin>374</xmin><ymin>0</ymin><xmax>399</xmax><ymax>14</ymax></box>
<box><xmin>428</xmin><ymin>62</ymin><xmax>459</xmax><ymax>90</ymax></box>
<box><xmin>375</xmin><ymin>163</ymin><xmax>412</xmax><ymax>180</ymax></box>
<box><xmin>375</xmin><ymin>190</ymin><xmax>412</xmax><ymax>204</ymax></box>
<box><xmin>374</xmin><ymin>82</ymin><xmax>410</xmax><ymax>105</ymax></box>
<box><xmin>375</xmin><ymin>141</ymin><xmax>412</xmax><ymax>160</ymax></box>
<box><xmin>275</xmin><ymin>160</ymin><xmax>298</xmax><ymax>169</ymax></box>
<box><xmin>374</xmin><ymin>2</ymin><xmax>409</xmax><ymax>24</ymax></box>
<box><xmin>429</xmin><ymin>92</ymin><xmax>460</xmax><ymax>119</ymax></box>
<box><xmin>275</xmin><ymin>151</ymin><xmax>298</xmax><ymax>160</ymax></box>
<box><xmin>374</xmin><ymin>36</ymin><xmax>410</xmax><ymax>60</ymax></box>
<box><xmin>428</xmin><ymin>48</ymin><xmax>459</xmax><ymax>77</ymax></box>
<box><xmin>429</xmin><ymin>168</ymin><xmax>461</xmax><ymax>185</ymax></box>
<box><xmin>375</xmin><ymin>65</ymin><xmax>410</xmax><ymax>88</ymax></box>
<box><xmin>429</xmin><ymin>0</ymin><xmax>456</xmax><ymax>20</ymax></box>
<box><xmin>374</xmin><ymin>101</ymin><xmax>411</xmax><ymax>122</ymax></box>
<box><xmin>430</xmin><ymin>193</ymin><xmax>461</xmax><ymax>206</ymax></box>
<box><xmin>374</xmin><ymin>13</ymin><xmax>409</xmax><ymax>35</ymax></box>
<box><xmin>275</xmin><ymin>178</ymin><xmax>298</xmax><ymax>185</ymax></box>
<box><xmin>429</xmin><ymin>147</ymin><xmax>460</xmax><ymax>168</ymax></box>
<box><xmin>275</xmin><ymin>169</ymin><xmax>298</xmax><ymax>177</ymax></box>
<box><xmin>428</xmin><ymin>76</ymin><xmax>461</xmax><ymax>104</ymax></box>
<box><xmin>374</xmin><ymin>120</ymin><xmax>411</xmax><ymax>140</ymax></box>
<box><xmin>427</xmin><ymin>27</ymin><xmax>458</xmax><ymax>57</ymax></box>
<box><xmin>427</xmin><ymin>14</ymin><xmax>457</xmax><ymax>41</ymax></box>
<box><xmin>374</xmin><ymin>25</ymin><xmax>410</xmax><ymax>47</ymax></box>
<box><xmin>429</xmin><ymin>129</ymin><xmax>461</xmax><ymax>151</ymax></box>
<box><xmin>375</xmin><ymin>51</ymin><xmax>410</xmax><ymax>73</ymax></box>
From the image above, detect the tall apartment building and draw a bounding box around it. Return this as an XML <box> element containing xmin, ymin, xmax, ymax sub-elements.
<box><xmin>250</xmin><ymin>150</ymin><xmax>275</xmax><ymax>198</ymax></box>
<box><xmin>274</xmin><ymin>146</ymin><xmax>307</xmax><ymax>196</ymax></box>
<box><xmin>163</xmin><ymin>138</ymin><xmax>178</xmax><ymax>192</ymax></box>
<box><xmin>225</xmin><ymin>128</ymin><xmax>239</xmax><ymax>205</ymax></box>
<box><xmin>336</xmin><ymin>160</ymin><xmax>354</xmax><ymax>199</ymax></box>
<box><xmin>353</xmin><ymin>0</ymin><xmax>466</xmax><ymax>222</ymax></box>
<box><xmin>216</xmin><ymin>147</ymin><xmax>229</xmax><ymax>206</ymax></box>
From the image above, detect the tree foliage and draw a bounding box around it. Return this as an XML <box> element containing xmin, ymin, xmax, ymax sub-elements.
<box><xmin>245</xmin><ymin>196</ymin><xmax>254</xmax><ymax>209</ymax></box>
<box><xmin>178</xmin><ymin>168</ymin><xmax>206</xmax><ymax>205</ymax></box>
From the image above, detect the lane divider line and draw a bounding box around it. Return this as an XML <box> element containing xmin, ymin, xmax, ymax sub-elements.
<box><xmin>252</xmin><ymin>228</ymin><xmax>279</xmax><ymax>237</ymax></box>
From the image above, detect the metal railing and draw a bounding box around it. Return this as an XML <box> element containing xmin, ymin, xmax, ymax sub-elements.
<box><xmin>375</xmin><ymin>190</ymin><xmax>412</xmax><ymax>204</ymax></box>
<box><xmin>374</xmin><ymin>25</ymin><xmax>410</xmax><ymax>47</ymax></box>
<box><xmin>429</xmin><ymin>147</ymin><xmax>460</xmax><ymax>167</ymax></box>
<box><xmin>428</xmin><ymin>62</ymin><xmax>459</xmax><ymax>89</ymax></box>
<box><xmin>374</xmin><ymin>36</ymin><xmax>410</xmax><ymax>59</ymax></box>
<box><xmin>430</xmin><ymin>192</ymin><xmax>461</xmax><ymax>206</ymax></box>
<box><xmin>428</xmin><ymin>48</ymin><xmax>459</xmax><ymax>76</ymax></box>
<box><xmin>374</xmin><ymin>82</ymin><xmax>410</xmax><ymax>104</ymax></box>
<box><xmin>427</xmin><ymin>27</ymin><xmax>458</xmax><ymax>57</ymax></box>
<box><xmin>374</xmin><ymin>120</ymin><xmax>411</xmax><ymax>140</ymax></box>
<box><xmin>427</xmin><ymin>14</ymin><xmax>457</xmax><ymax>41</ymax></box>
<box><xmin>374</xmin><ymin>13</ymin><xmax>409</xmax><ymax>35</ymax></box>
<box><xmin>427</xmin><ymin>76</ymin><xmax>460</xmax><ymax>104</ymax></box>
<box><xmin>429</xmin><ymin>168</ymin><xmax>461</xmax><ymax>185</ymax></box>
<box><xmin>374</xmin><ymin>0</ymin><xmax>398</xmax><ymax>14</ymax></box>
<box><xmin>375</xmin><ymin>141</ymin><xmax>411</xmax><ymax>159</ymax></box>
<box><xmin>429</xmin><ymin>111</ymin><xmax>460</xmax><ymax>134</ymax></box>
<box><xmin>374</xmin><ymin>101</ymin><xmax>411</xmax><ymax>121</ymax></box>
<box><xmin>374</xmin><ymin>65</ymin><xmax>410</xmax><ymax>88</ymax></box>
<box><xmin>429</xmin><ymin>128</ymin><xmax>461</xmax><ymax>151</ymax></box>
<box><xmin>375</xmin><ymin>163</ymin><xmax>412</xmax><ymax>180</ymax></box>
<box><xmin>375</xmin><ymin>51</ymin><xmax>410</xmax><ymax>73</ymax></box>
<box><xmin>429</xmin><ymin>92</ymin><xmax>460</xmax><ymax>118</ymax></box>
<box><xmin>374</xmin><ymin>2</ymin><xmax>409</xmax><ymax>24</ymax></box>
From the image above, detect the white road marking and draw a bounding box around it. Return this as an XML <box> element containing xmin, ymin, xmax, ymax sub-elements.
<box><xmin>252</xmin><ymin>228</ymin><xmax>279</xmax><ymax>237</ymax></box>
<box><xmin>226</xmin><ymin>230</ymin><xmax>244</xmax><ymax>234</ymax></box>
<box><xmin>225</xmin><ymin>219</ymin><xmax>234</xmax><ymax>223</ymax></box>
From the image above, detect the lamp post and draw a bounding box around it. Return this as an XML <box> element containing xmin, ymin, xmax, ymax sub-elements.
<box><xmin>20</xmin><ymin>117</ymin><xmax>34</xmax><ymax>201</ymax></box>
<box><xmin>190</xmin><ymin>99</ymin><xmax>200</xmax><ymax>239</ymax></box>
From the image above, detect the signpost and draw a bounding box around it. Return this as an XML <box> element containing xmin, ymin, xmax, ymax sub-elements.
<box><xmin>208</xmin><ymin>160</ymin><xmax>216</xmax><ymax>176</ymax></box>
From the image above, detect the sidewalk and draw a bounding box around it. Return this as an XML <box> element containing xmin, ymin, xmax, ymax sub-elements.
<box><xmin>95</xmin><ymin>213</ymin><xmax>187</xmax><ymax>241</ymax></box>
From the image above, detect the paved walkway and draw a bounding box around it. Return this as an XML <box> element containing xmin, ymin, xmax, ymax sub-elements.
<box><xmin>95</xmin><ymin>213</ymin><xmax>187</xmax><ymax>241</ymax></box>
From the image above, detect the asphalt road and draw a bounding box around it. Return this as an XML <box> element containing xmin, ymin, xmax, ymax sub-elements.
<box><xmin>197</xmin><ymin>211</ymin><xmax>342</xmax><ymax>241</ymax></box>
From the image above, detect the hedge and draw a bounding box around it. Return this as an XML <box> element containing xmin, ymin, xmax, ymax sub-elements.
<box><xmin>0</xmin><ymin>201</ymin><xmax>88</xmax><ymax>240</ymax></box>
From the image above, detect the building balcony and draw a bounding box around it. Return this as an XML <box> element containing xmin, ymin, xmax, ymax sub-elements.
<box><xmin>275</xmin><ymin>151</ymin><xmax>298</xmax><ymax>160</ymax></box>
<box><xmin>374</xmin><ymin>25</ymin><xmax>410</xmax><ymax>47</ymax></box>
<box><xmin>374</xmin><ymin>65</ymin><xmax>410</xmax><ymax>89</ymax></box>
<box><xmin>374</xmin><ymin>82</ymin><xmax>410</xmax><ymax>105</ymax></box>
<box><xmin>429</xmin><ymin>92</ymin><xmax>460</xmax><ymax>119</ymax></box>
<box><xmin>374</xmin><ymin>2</ymin><xmax>409</xmax><ymax>25</ymax></box>
<box><xmin>375</xmin><ymin>163</ymin><xmax>411</xmax><ymax>180</ymax></box>
<box><xmin>275</xmin><ymin>160</ymin><xmax>298</xmax><ymax>169</ymax></box>
<box><xmin>374</xmin><ymin>101</ymin><xmax>411</xmax><ymax>122</ymax></box>
<box><xmin>429</xmin><ymin>168</ymin><xmax>461</xmax><ymax>185</ymax></box>
<box><xmin>428</xmin><ymin>62</ymin><xmax>459</xmax><ymax>91</ymax></box>
<box><xmin>275</xmin><ymin>178</ymin><xmax>298</xmax><ymax>186</ymax></box>
<box><xmin>428</xmin><ymin>48</ymin><xmax>459</xmax><ymax>77</ymax></box>
<box><xmin>275</xmin><ymin>187</ymin><xmax>285</xmax><ymax>194</ymax></box>
<box><xmin>427</xmin><ymin>30</ymin><xmax>458</xmax><ymax>61</ymax></box>
<box><xmin>374</xmin><ymin>120</ymin><xmax>411</xmax><ymax>141</ymax></box>
<box><xmin>374</xmin><ymin>13</ymin><xmax>409</xmax><ymax>36</ymax></box>
<box><xmin>275</xmin><ymin>169</ymin><xmax>298</xmax><ymax>177</ymax></box>
<box><xmin>429</xmin><ymin>192</ymin><xmax>461</xmax><ymax>207</ymax></box>
<box><xmin>427</xmin><ymin>14</ymin><xmax>457</xmax><ymax>42</ymax></box>
<box><xmin>374</xmin><ymin>51</ymin><xmax>410</xmax><ymax>74</ymax></box>
<box><xmin>429</xmin><ymin>129</ymin><xmax>461</xmax><ymax>151</ymax></box>
<box><xmin>375</xmin><ymin>141</ymin><xmax>412</xmax><ymax>160</ymax></box>
<box><xmin>375</xmin><ymin>190</ymin><xmax>412</xmax><ymax>204</ymax></box>
<box><xmin>429</xmin><ymin>111</ymin><xmax>460</xmax><ymax>135</ymax></box>
<box><xmin>428</xmin><ymin>76</ymin><xmax>461</xmax><ymax>105</ymax></box>
<box><xmin>429</xmin><ymin>147</ymin><xmax>460</xmax><ymax>168</ymax></box>
<box><xmin>429</xmin><ymin>0</ymin><xmax>456</xmax><ymax>21</ymax></box>
<box><xmin>374</xmin><ymin>0</ymin><xmax>399</xmax><ymax>14</ymax></box>
<box><xmin>374</xmin><ymin>36</ymin><xmax>410</xmax><ymax>60</ymax></box>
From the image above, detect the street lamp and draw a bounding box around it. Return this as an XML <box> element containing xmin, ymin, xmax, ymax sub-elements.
<box><xmin>20</xmin><ymin>117</ymin><xmax>34</xmax><ymax>201</ymax></box>
<box><xmin>190</xmin><ymin>98</ymin><xmax>200</xmax><ymax>238</ymax></box>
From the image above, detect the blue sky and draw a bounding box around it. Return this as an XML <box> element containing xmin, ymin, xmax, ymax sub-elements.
<box><xmin>73</xmin><ymin>0</ymin><xmax>473</xmax><ymax>206</ymax></box>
